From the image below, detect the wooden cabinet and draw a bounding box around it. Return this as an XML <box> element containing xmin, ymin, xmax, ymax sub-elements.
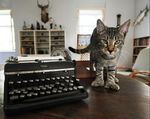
<box><xmin>133</xmin><ymin>36</ymin><xmax>150</xmax><ymax>64</ymax></box>
<box><xmin>20</xmin><ymin>30</ymin><xmax>65</xmax><ymax>55</ymax></box>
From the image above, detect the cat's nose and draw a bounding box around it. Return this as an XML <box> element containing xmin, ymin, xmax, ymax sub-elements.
<box><xmin>108</xmin><ymin>45</ymin><xmax>114</xmax><ymax>54</ymax></box>
<box><xmin>108</xmin><ymin>49</ymin><xmax>113</xmax><ymax>54</ymax></box>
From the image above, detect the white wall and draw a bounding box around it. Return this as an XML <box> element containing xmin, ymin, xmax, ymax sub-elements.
<box><xmin>105</xmin><ymin>0</ymin><xmax>135</xmax><ymax>68</ymax></box>
<box><xmin>0</xmin><ymin>0</ymin><xmax>11</xmax><ymax>9</ymax></box>
<box><xmin>134</xmin><ymin>0</ymin><xmax>150</xmax><ymax>38</ymax></box>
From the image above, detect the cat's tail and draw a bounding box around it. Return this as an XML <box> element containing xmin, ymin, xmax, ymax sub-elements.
<box><xmin>68</xmin><ymin>45</ymin><xmax>90</xmax><ymax>54</ymax></box>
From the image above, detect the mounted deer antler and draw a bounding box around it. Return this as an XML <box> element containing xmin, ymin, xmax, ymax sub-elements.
<box><xmin>37</xmin><ymin>0</ymin><xmax>50</xmax><ymax>23</ymax></box>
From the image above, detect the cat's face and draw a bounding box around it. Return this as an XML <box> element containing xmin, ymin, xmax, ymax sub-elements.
<box><xmin>96</xmin><ymin>19</ymin><xmax>130</xmax><ymax>60</ymax></box>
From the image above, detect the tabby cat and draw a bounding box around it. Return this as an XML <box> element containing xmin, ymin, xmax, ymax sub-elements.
<box><xmin>69</xmin><ymin>19</ymin><xmax>130</xmax><ymax>90</ymax></box>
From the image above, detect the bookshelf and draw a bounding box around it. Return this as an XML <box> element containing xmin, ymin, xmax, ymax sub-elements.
<box><xmin>133</xmin><ymin>36</ymin><xmax>150</xmax><ymax>64</ymax></box>
<box><xmin>51</xmin><ymin>30</ymin><xmax>65</xmax><ymax>52</ymax></box>
<box><xmin>20</xmin><ymin>30</ymin><xmax>65</xmax><ymax>55</ymax></box>
<box><xmin>35</xmin><ymin>30</ymin><xmax>50</xmax><ymax>54</ymax></box>
<box><xmin>20</xmin><ymin>30</ymin><xmax>35</xmax><ymax>54</ymax></box>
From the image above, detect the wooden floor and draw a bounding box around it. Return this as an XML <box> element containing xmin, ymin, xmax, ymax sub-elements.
<box><xmin>0</xmin><ymin>73</ymin><xmax>150</xmax><ymax>119</ymax></box>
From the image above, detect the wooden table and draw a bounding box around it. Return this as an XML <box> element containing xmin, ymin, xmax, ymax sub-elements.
<box><xmin>0</xmin><ymin>74</ymin><xmax>149</xmax><ymax>119</ymax></box>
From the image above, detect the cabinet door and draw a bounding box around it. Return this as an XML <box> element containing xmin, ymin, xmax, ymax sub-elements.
<box><xmin>50</xmin><ymin>30</ymin><xmax>65</xmax><ymax>52</ymax></box>
<box><xmin>20</xmin><ymin>31</ymin><xmax>35</xmax><ymax>55</ymax></box>
<box><xmin>35</xmin><ymin>30</ymin><xmax>50</xmax><ymax>54</ymax></box>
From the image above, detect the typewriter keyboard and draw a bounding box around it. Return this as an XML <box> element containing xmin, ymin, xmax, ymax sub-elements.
<box><xmin>7</xmin><ymin>73</ymin><xmax>85</xmax><ymax>104</ymax></box>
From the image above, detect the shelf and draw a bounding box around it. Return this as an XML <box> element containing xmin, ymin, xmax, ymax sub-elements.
<box><xmin>133</xmin><ymin>36</ymin><xmax>150</xmax><ymax>64</ymax></box>
<box><xmin>21</xmin><ymin>39</ymin><xmax>34</xmax><ymax>41</ymax></box>
<box><xmin>51</xmin><ymin>43</ymin><xmax>64</xmax><ymax>46</ymax></box>
<box><xmin>51</xmin><ymin>40</ymin><xmax>64</xmax><ymax>42</ymax></box>
<box><xmin>20</xmin><ymin>30</ymin><xmax>65</xmax><ymax>55</ymax></box>
<box><xmin>37</xmin><ymin>47</ymin><xmax>49</xmax><ymax>49</ymax></box>
<box><xmin>36</xmin><ymin>35</ymin><xmax>49</xmax><ymax>37</ymax></box>
<box><xmin>51</xmin><ymin>35</ymin><xmax>64</xmax><ymax>37</ymax></box>
<box><xmin>36</xmin><ymin>42</ymin><xmax>49</xmax><ymax>44</ymax></box>
<box><xmin>21</xmin><ymin>45</ymin><xmax>34</xmax><ymax>47</ymax></box>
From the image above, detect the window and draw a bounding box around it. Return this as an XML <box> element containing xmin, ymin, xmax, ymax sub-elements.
<box><xmin>78</xmin><ymin>10</ymin><xmax>104</xmax><ymax>34</ymax></box>
<box><xmin>0</xmin><ymin>10</ymin><xmax>15</xmax><ymax>52</ymax></box>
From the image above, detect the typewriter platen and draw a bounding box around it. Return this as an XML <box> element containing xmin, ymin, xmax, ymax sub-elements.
<box><xmin>4</xmin><ymin>58</ymin><xmax>88</xmax><ymax>113</ymax></box>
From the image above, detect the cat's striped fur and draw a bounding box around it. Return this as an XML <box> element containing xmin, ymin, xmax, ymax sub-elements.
<box><xmin>69</xmin><ymin>19</ymin><xmax>130</xmax><ymax>90</ymax></box>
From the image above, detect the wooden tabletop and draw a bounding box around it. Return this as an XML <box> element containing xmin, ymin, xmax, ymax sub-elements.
<box><xmin>0</xmin><ymin>74</ymin><xmax>149</xmax><ymax>119</ymax></box>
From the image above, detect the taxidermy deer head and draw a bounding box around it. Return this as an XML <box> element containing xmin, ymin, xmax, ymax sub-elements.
<box><xmin>37</xmin><ymin>0</ymin><xmax>49</xmax><ymax>23</ymax></box>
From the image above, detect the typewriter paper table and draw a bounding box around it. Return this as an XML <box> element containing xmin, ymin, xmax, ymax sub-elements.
<box><xmin>0</xmin><ymin>74</ymin><xmax>149</xmax><ymax>119</ymax></box>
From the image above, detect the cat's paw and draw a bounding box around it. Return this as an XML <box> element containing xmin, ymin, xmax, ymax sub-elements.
<box><xmin>91</xmin><ymin>79</ymin><xmax>104</xmax><ymax>87</ymax></box>
<box><xmin>108</xmin><ymin>74</ymin><xmax>119</xmax><ymax>83</ymax></box>
<box><xmin>114</xmin><ymin>77</ymin><xmax>119</xmax><ymax>83</ymax></box>
<box><xmin>104</xmin><ymin>80</ymin><xmax>120</xmax><ymax>91</ymax></box>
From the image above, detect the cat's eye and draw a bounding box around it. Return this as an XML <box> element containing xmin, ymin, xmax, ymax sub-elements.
<box><xmin>102</xmin><ymin>40</ymin><xmax>108</xmax><ymax>44</ymax></box>
<box><xmin>115</xmin><ymin>40</ymin><xmax>121</xmax><ymax>44</ymax></box>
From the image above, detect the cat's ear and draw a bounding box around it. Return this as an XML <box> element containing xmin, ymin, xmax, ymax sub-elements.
<box><xmin>96</xmin><ymin>19</ymin><xmax>106</xmax><ymax>33</ymax></box>
<box><xmin>119</xmin><ymin>19</ymin><xmax>130</xmax><ymax>36</ymax></box>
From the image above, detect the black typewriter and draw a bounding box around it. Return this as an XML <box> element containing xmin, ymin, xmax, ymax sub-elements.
<box><xmin>3</xmin><ymin>57</ymin><xmax>88</xmax><ymax>114</ymax></box>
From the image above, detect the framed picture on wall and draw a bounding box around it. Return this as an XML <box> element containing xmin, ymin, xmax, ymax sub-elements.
<box><xmin>77</xmin><ymin>34</ymin><xmax>91</xmax><ymax>49</ymax></box>
<box><xmin>77</xmin><ymin>34</ymin><xmax>91</xmax><ymax>60</ymax></box>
